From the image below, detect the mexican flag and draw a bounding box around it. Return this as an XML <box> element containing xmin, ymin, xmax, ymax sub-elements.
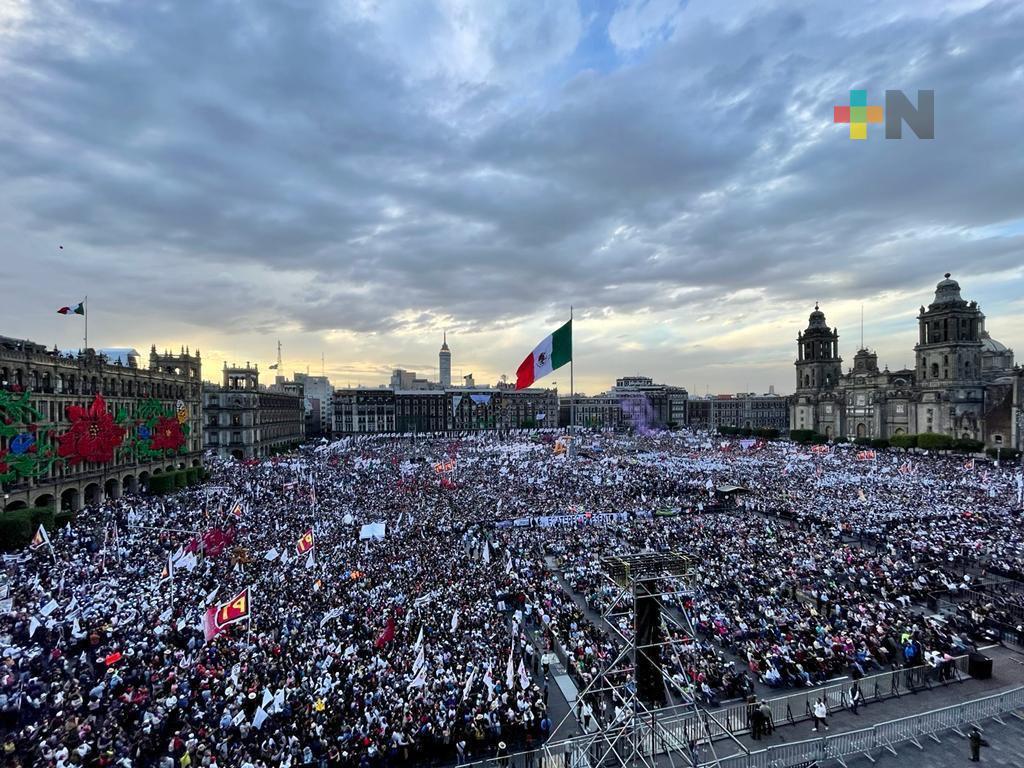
<box><xmin>515</xmin><ymin>319</ymin><xmax>571</xmax><ymax>390</ymax></box>
<box><xmin>57</xmin><ymin>302</ymin><xmax>85</xmax><ymax>315</ymax></box>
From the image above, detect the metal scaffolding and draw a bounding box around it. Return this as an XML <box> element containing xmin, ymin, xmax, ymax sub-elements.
<box><xmin>552</xmin><ymin>550</ymin><xmax>729</xmax><ymax>768</ymax></box>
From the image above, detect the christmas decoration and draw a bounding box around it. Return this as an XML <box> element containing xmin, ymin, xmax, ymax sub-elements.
<box><xmin>118</xmin><ymin>398</ymin><xmax>190</xmax><ymax>460</ymax></box>
<box><xmin>56</xmin><ymin>394</ymin><xmax>125</xmax><ymax>465</ymax></box>
<box><xmin>0</xmin><ymin>390</ymin><xmax>60</xmax><ymax>484</ymax></box>
<box><xmin>150</xmin><ymin>416</ymin><xmax>186</xmax><ymax>451</ymax></box>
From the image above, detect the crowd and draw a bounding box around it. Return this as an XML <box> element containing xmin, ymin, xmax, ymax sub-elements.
<box><xmin>1</xmin><ymin>428</ymin><xmax>1022</xmax><ymax>767</ymax></box>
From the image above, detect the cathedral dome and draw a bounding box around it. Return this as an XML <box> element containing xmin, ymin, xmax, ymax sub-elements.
<box><xmin>807</xmin><ymin>302</ymin><xmax>828</xmax><ymax>329</ymax></box>
<box><xmin>979</xmin><ymin>330</ymin><xmax>1007</xmax><ymax>354</ymax></box>
<box><xmin>932</xmin><ymin>272</ymin><xmax>963</xmax><ymax>305</ymax></box>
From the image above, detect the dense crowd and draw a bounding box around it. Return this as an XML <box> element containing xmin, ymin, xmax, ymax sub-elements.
<box><xmin>1</xmin><ymin>429</ymin><xmax>1022</xmax><ymax>767</ymax></box>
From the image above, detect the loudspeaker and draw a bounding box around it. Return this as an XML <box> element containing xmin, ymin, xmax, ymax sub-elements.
<box><xmin>635</xmin><ymin>578</ymin><xmax>666</xmax><ymax>706</ymax></box>
<box><xmin>968</xmin><ymin>653</ymin><xmax>992</xmax><ymax>680</ymax></box>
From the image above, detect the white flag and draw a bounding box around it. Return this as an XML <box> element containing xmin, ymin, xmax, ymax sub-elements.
<box><xmin>506</xmin><ymin>646</ymin><xmax>515</xmax><ymax>688</ymax></box>
<box><xmin>262</xmin><ymin>688</ymin><xmax>274</xmax><ymax>707</ymax></box>
<box><xmin>462</xmin><ymin>667</ymin><xmax>476</xmax><ymax>700</ymax></box>
<box><xmin>413</xmin><ymin>645</ymin><xmax>425</xmax><ymax>674</ymax></box>
<box><xmin>483</xmin><ymin>668</ymin><xmax>495</xmax><ymax>700</ymax></box>
<box><xmin>451</xmin><ymin>609</ymin><xmax>459</xmax><ymax>633</ymax></box>
<box><xmin>409</xmin><ymin>666</ymin><xmax>427</xmax><ymax>689</ymax></box>
<box><xmin>412</xmin><ymin>625</ymin><xmax>424</xmax><ymax>651</ymax></box>
<box><xmin>482</xmin><ymin>541</ymin><xmax>490</xmax><ymax>563</ymax></box>
<box><xmin>518</xmin><ymin>658</ymin><xmax>530</xmax><ymax>690</ymax></box>
<box><xmin>305</xmin><ymin>551</ymin><xmax>315</xmax><ymax>570</ymax></box>
<box><xmin>29</xmin><ymin>617</ymin><xmax>41</xmax><ymax>638</ymax></box>
<box><xmin>40</xmin><ymin>599</ymin><xmax>59</xmax><ymax>617</ymax></box>
<box><xmin>252</xmin><ymin>706</ymin><xmax>269</xmax><ymax>730</ymax></box>
<box><xmin>264</xmin><ymin>548</ymin><xmax>280</xmax><ymax>561</ymax></box>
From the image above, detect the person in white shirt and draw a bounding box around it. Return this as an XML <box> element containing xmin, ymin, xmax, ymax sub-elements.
<box><xmin>812</xmin><ymin>698</ymin><xmax>829</xmax><ymax>732</ymax></box>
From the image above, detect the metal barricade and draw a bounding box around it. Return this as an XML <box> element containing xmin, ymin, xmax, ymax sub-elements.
<box><xmin>712</xmin><ymin>686</ymin><xmax>1024</xmax><ymax>768</ymax></box>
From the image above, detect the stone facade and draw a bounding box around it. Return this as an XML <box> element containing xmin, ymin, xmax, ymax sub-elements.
<box><xmin>559</xmin><ymin>376</ymin><xmax>689</xmax><ymax>430</ymax></box>
<box><xmin>789</xmin><ymin>275</ymin><xmax>1020</xmax><ymax>447</ymax></box>
<box><xmin>0</xmin><ymin>338</ymin><xmax>202</xmax><ymax>512</ymax></box>
<box><xmin>333</xmin><ymin>385</ymin><xmax>558</xmax><ymax>434</ymax></box>
<box><xmin>687</xmin><ymin>393</ymin><xmax>790</xmax><ymax>432</ymax></box>
<box><xmin>203</xmin><ymin>364</ymin><xmax>305</xmax><ymax>459</ymax></box>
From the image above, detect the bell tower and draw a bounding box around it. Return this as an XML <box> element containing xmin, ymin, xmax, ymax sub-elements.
<box><xmin>914</xmin><ymin>273</ymin><xmax>983</xmax><ymax>387</ymax></box>
<box><xmin>795</xmin><ymin>303</ymin><xmax>842</xmax><ymax>392</ymax></box>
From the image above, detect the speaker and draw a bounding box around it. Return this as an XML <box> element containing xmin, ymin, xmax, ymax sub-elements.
<box><xmin>968</xmin><ymin>653</ymin><xmax>992</xmax><ymax>680</ymax></box>
<box><xmin>635</xmin><ymin>578</ymin><xmax>666</xmax><ymax>706</ymax></box>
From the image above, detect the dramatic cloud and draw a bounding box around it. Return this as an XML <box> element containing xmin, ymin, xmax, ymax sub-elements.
<box><xmin>1</xmin><ymin>0</ymin><xmax>1021</xmax><ymax>394</ymax></box>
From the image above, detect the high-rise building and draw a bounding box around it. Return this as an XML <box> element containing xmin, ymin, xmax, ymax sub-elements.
<box><xmin>293</xmin><ymin>372</ymin><xmax>333</xmax><ymax>437</ymax></box>
<box><xmin>439</xmin><ymin>331</ymin><xmax>451</xmax><ymax>388</ymax></box>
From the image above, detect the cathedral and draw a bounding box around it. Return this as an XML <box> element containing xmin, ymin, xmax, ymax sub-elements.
<box><xmin>789</xmin><ymin>274</ymin><xmax>1022</xmax><ymax>449</ymax></box>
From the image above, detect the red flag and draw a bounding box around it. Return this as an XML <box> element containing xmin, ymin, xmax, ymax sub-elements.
<box><xmin>204</xmin><ymin>587</ymin><xmax>251</xmax><ymax>642</ymax></box>
<box><xmin>202</xmin><ymin>528</ymin><xmax>235</xmax><ymax>558</ymax></box>
<box><xmin>104</xmin><ymin>651</ymin><xmax>123</xmax><ymax>666</ymax></box>
<box><xmin>296</xmin><ymin>529</ymin><xmax>314</xmax><ymax>556</ymax></box>
<box><xmin>374</xmin><ymin>616</ymin><xmax>395</xmax><ymax>648</ymax></box>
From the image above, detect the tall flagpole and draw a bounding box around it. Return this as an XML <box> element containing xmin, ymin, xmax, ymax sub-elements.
<box><xmin>84</xmin><ymin>295</ymin><xmax>89</xmax><ymax>352</ymax></box>
<box><xmin>569</xmin><ymin>305</ymin><xmax>574</xmax><ymax>434</ymax></box>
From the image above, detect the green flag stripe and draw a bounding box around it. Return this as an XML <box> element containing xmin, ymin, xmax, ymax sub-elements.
<box><xmin>551</xmin><ymin>319</ymin><xmax>572</xmax><ymax>369</ymax></box>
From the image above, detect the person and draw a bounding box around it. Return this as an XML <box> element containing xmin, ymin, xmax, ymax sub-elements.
<box><xmin>812</xmin><ymin>698</ymin><xmax>829</xmax><ymax>732</ymax></box>
<box><xmin>750</xmin><ymin>700</ymin><xmax>763</xmax><ymax>740</ymax></box>
<box><xmin>758</xmin><ymin>700</ymin><xmax>773</xmax><ymax>736</ymax></box>
<box><xmin>969</xmin><ymin>727</ymin><xmax>988</xmax><ymax>762</ymax></box>
<box><xmin>849</xmin><ymin>681</ymin><xmax>864</xmax><ymax>715</ymax></box>
<box><xmin>687</xmin><ymin>738</ymin><xmax>699</xmax><ymax>766</ymax></box>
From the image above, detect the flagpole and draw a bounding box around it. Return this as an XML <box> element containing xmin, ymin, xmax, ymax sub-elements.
<box><xmin>84</xmin><ymin>295</ymin><xmax>88</xmax><ymax>351</ymax></box>
<box><xmin>569</xmin><ymin>305</ymin><xmax>574</xmax><ymax>435</ymax></box>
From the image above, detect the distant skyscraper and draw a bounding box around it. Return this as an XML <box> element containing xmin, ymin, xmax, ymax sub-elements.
<box><xmin>439</xmin><ymin>331</ymin><xmax>452</xmax><ymax>387</ymax></box>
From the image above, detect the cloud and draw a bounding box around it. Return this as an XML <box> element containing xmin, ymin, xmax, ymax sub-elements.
<box><xmin>0</xmin><ymin>0</ymin><xmax>1021</xmax><ymax>395</ymax></box>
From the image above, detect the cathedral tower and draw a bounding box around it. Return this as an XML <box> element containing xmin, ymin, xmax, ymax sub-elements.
<box><xmin>795</xmin><ymin>303</ymin><xmax>842</xmax><ymax>392</ymax></box>
<box><xmin>914</xmin><ymin>273</ymin><xmax>983</xmax><ymax>387</ymax></box>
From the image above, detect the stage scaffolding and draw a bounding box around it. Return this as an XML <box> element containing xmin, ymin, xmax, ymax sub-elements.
<box><xmin>550</xmin><ymin>551</ymin><xmax>737</xmax><ymax>768</ymax></box>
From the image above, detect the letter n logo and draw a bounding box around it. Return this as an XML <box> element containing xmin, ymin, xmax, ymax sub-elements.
<box><xmin>885</xmin><ymin>90</ymin><xmax>934</xmax><ymax>139</ymax></box>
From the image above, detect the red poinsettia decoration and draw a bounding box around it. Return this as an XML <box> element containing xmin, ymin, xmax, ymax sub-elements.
<box><xmin>150</xmin><ymin>416</ymin><xmax>186</xmax><ymax>452</ymax></box>
<box><xmin>57</xmin><ymin>394</ymin><xmax>125</xmax><ymax>464</ymax></box>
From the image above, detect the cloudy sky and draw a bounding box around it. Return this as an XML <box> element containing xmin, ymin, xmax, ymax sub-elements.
<box><xmin>2</xmin><ymin>0</ymin><xmax>1022</xmax><ymax>395</ymax></box>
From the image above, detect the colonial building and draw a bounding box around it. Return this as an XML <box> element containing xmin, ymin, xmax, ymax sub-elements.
<box><xmin>789</xmin><ymin>274</ymin><xmax>1021</xmax><ymax>447</ymax></box>
<box><xmin>203</xmin><ymin>364</ymin><xmax>305</xmax><ymax>459</ymax></box>
<box><xmin>332</xmin><ymin>384</ymin><xmax>558</xmax><ymax>434</ymax></box>
<box><xmin>0</xmin><ymin>338</ymin><xmax>202</xmax><ymax>512</ymax></box>
<box><xmin>559</xmin><ymin>376</ymin><xmax>688</xmax><ymax>430</ymax></box>
<box><xmin>558</xmin><ymin>393</ymin><xmax>624</xmax><ymax>429</ymax></box>
<box><xmin>687</xmin><ymin>393</ymin><xmax>790</xmax><ymax>432</ymax></box>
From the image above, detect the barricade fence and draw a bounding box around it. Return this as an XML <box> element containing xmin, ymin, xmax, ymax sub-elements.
<box><xmin>715</xmin><ymin>685</ymin><xmax>1024</xmax><ymax>768</ymax></box>
<box><xmin>652</xmin><ymin>653</ymin><xmax>971</xmax><ymax>748</ymax></box>
<box><xmin>456</xmin><ymin>655</ymin><xmax>974</xmax><ymax>768</ymax></box>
